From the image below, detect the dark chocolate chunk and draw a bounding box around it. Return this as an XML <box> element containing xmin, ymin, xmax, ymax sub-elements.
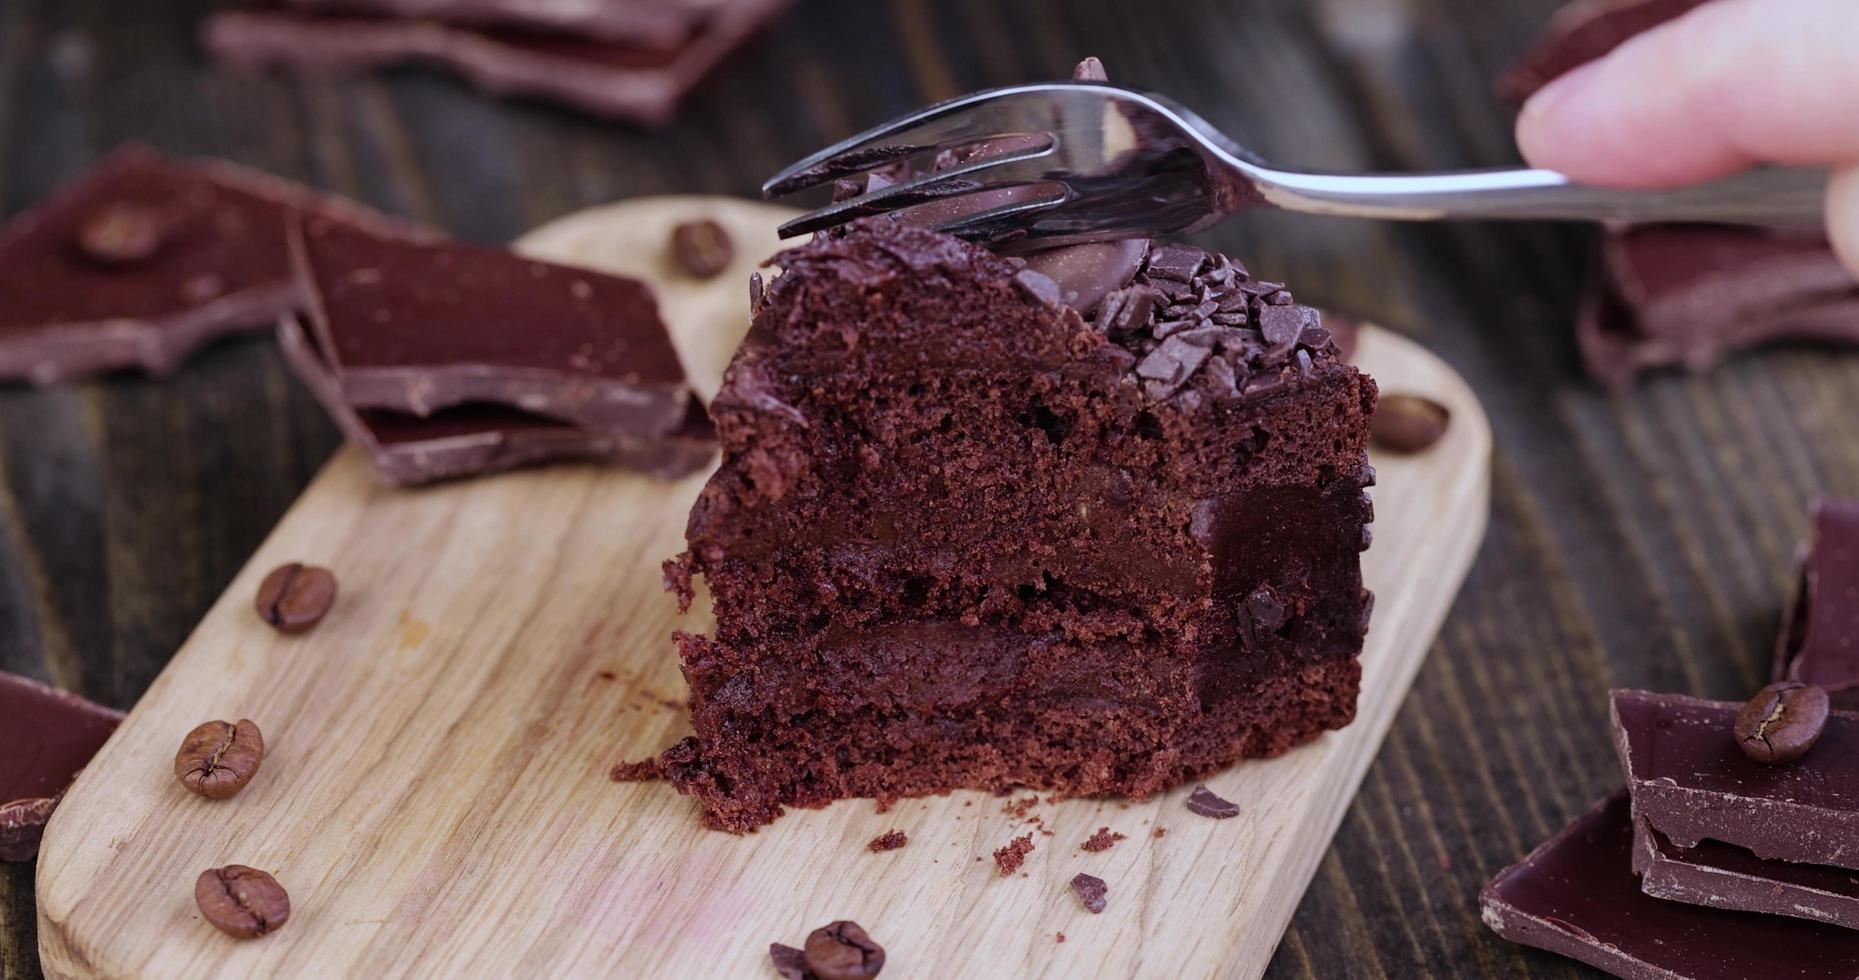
<box><xmin>1778</xmin><ymin>499</ymin><xmax>1859</xmax><ymax>707</ymax></box>
<box><xmin>1370</xmin><ymin>394</ymin><xmax>1451</xmax><ymax>453</ymax></box>
<box><xmin>1499</xmin><ymin>0</ymin><xmax>1709</xmax><ymax>102</ymax></box>
<box><xmin>1735</xmin><ymin>681</ymin><xmax>1829</xmax><ymax>765</ymax></box>
<box><xmin>803</xmin><ymin>920</ymin><xmax>884</xmax><ymax>980</ymax></box>
<box><xmin>669</xmin><ymin>219</ymin><xmax>734</xmax><ymax>279</ymax></box>
<box><xmin>1246</xmin><ymin>587</ymin><xmax>1286</xmax><ymax>633</ymax></box>
<box><xmin>1185</xmin><ymin>785</ymin><xmax>1239</xmax><ymax>819</ymax></box>
<box><xmin>1481</xmin><ymin>792</ymin><xmax>1859</xmax><ymax>980</ymax></box>
<box><xmin>292</xmin><ymin>216</ymin><xmax>695</xmax><ymax>434</ymax></box>
<box><xmin>1071</xmin><ymin>872</ymin><xmax>1108</xmax><ymax>913</ymax></box>
<box><xmin>0</xmin><ymin>671</ymin><xmax>123</xmax><ymax>862</ymax></box>
<box><xmin>1135</xmin><ymin>337</ymin><xmax>1210</xmax><ymax>398</ymax></box>
<box><xmin>1257</xmin><ymin>305</ymin><xmax>1304</xmax><ymax>349</ymax></box>
<box><xmin>1634</xmin><ymin>816</ymin><xmax>1859</xmax><ymax>932</ymax></box>
<box><xmin>1612</xmin><ymin>688</ymin><xmax>1859</xmax><ymax>870</ymax></box>
<box><xmin>0</xmin><ymin>144</ymin><xmax>423</xmax><ymax>384</ymax></box>
<box><xmin>276</xmin><ymin>0</ymin><xmax>719</xmax><ymax>48</ymax></box>
<box><xmin>1071</xmin><ymin>56</ymin><xmax>1108</xmax><ymax>82</ymax></box>
<box><xmin>1012</xmin><ymin>268</ymin><xmax>1062</xmax><ymax>306</ymax></box>
<box><xmin>1018</xmin><ymin>239</ymin><xmax>1149</xmax><ymax>316</ymax></box>
<box><xmin>202</xmin><ymin>0</ymin><xmax>795</xmax><ymax>126</ymax></box>
<box><xmin>1144</xmin><ymin>244</ymin><xmax>1207</xmax><ymax>282</ymax></box>
<box><xmin>279</xmin><ymin>315</ymin><xmax>713</xmax><ymax>485</ymax></box>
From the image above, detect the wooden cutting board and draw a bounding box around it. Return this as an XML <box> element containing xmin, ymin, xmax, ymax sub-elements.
<box><xmin>36</xmin><ymin>198</ymin><xmax>1491</xmax><ymax>980</ymax></box>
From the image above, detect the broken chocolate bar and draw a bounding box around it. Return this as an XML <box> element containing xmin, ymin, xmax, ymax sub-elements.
<box><xmin>275</xmin><ymin>0</ymin><xmax>717</xmax><ymax>48</ymax></box>
<box><xmin>290</xmin><ymin>215</ymin><xmax>695</xmax><ymax>434</ymax></box>
<box><xmin>0</xmin><ymin>672</ymin><xmax>123</xmax><ymax>862</ymax></box>
<box><xmin>1777</xmin><ymin>499</ymin><xmax>1859</xmax><ymax>707</ymax></box>
<box><xmin>1498</xmin><ymin>0</ymin><xmax>1708</xmax><ymax>103</ymax></box>
<box><xmin>279</xmin><ymin>315</ymin><xmax>713</xmax><ymax>484</ymax></box>
<box><xmin>1634</xmin><ymin>818</ymin><xmax>1859</xmax><ymax>931</ymax></box>
<box><xmin>1611</xmin><ymin>688</ymin><xmax>1859</xmax><ymax>870</ymax></box>
<box><xmin>1482</xmin><ymin>792</ymin><xmax>1859</xmax><ymax>980</ymax></box>
<box><xmin>0</xmin><ymin>144</ymin><xmax>421</xmax><ymax>384</ymax></box>
<box><xmin>202</xmin><ymin>0</ymin><xmax>793</xmax><ymax>126</ymax></box>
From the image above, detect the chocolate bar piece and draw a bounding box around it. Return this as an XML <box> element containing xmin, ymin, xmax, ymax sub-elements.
<box><xmin>280</xmin><ymin>315</ymin><xmax>713</xmax><ymax>485</ymax></box>
<box><xmin>1481</xmin><ymin>792</ymin><xmax>1859</xmax><ymax>979</ymax></box>
<box><xmin>1634</xmin><ymin>818</ymin><xmax>1859</xmax><ymax>930</ymax></box>
<box><xmin>291</xmin><ymin>216</ymin><xmax>693</xmax><ymax>434</ymax></box>
<box><xmin>1612</xmin><ymin>688</ymin><xmax>1859</xmax><ymax>869</ymax></box>
<box><xmin>1777</xmin><ymin>499</ymin><xmax>1859</xmax><ymax>707</ymax></box>
<box><xmin>0</xmin><ymin>672</ymin><xmax>123</xmax><ymax>862</ymax></box>
<box><xmin>0</xmin><ymin>144</ymin><xmax>421</xmax><ymax>384</ymax></box>
<box><xmin>202</xmin><ymin>0</ymin><xmax>793</xmax><ymax>126</ymax></box>
<box><xmin>276</xmin><ymin>0</ymin><xmax>720</xmax><ymax>48</ymax></box>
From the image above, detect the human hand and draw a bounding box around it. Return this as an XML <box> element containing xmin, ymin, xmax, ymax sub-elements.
<box><xmin>1513</xmin><ymin>0</ymin><xmax>1859</xmax><ymax>277</ymax></box>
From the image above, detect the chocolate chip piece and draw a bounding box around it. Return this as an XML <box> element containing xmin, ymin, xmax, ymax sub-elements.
<box><xmin>76</xmin><ymin>203</ymin><xmax>166</xmax><ymax>264</ymax></box>
<box><xmin>1258</xmin><ymin>305</ymin><xmax>1305</xmax><ymax>348</ymax></box>
<box><xmin>175</xmin><ymin>719</ymin><xmax>265</xmax><ymax>799</ymax></box>
<box><xmin>803</xmin><ymin>920</ymin><xmax>885</xmax><ymax>979</ymax></box>
<box><xmin>1186</xmin><ymin>784</ymin><xmax>1240</xmax><ymax>819</ymax></box>
<box><xmin>1735</xmin><ymin>681</ymin><xmax>1829</xmax><ymax>764</ymax></box>
<box><xmin>1071</xmin><ymin>872</ymin><xmax>1108</xmax><ymax>913</ymax></box>
<box><xmin>668</xmin><ymin>219</ymin><xmax>734</xmax><ymax>279</ymax></box>
<box><xmin>1013</xmin><ymin>268</ymin><xmax>1061</xmax><ymax>305</ymax></box>
<box><xmin>770</xmin><ymin>943</ymin><xmax>811</xmax><ymax>980</ymax></box>
<box><xmin>1246</xmin><ymin>587</ymin><xmax>1286</xmax><ymax>632</ymax></box>
<box><xmin>254</xmin><ymin>562</ymin><xmax>337</xmax><ymax>633</ymax></box>
<box><xmin>1370</xmin><ymin>394</ymin><xmax>1451</xmax><ymax>453</ymax></box>
<box><xmin>195</xmin><ymin>865</ymin><xmax>290</xmax><ymax>939</ymax></box>
<box><xmin>1144</xmin><ymin>244</ymin><xmax>1208</xmax><ymax>282</ymax></box>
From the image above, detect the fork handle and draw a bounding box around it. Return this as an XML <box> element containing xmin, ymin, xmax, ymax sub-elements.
<box><xmin>1251</xmin><ymin>165</ymin><xmax>1828</xmax><ymax>227</ymax></box>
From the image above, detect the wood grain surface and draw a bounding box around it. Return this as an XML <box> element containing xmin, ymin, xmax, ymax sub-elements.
<box><xmin>0</xmin><ymin>1</ymin><xmax>1847</xmax><ymax>977</ymax></box>
<box><xmin>32</xmin><ymin>202</ymin><xmax>1489</xmax><ymax>974</ymax></box>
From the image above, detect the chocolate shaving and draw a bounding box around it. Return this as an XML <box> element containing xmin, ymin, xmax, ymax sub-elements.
<box><xmin>1186</xmin><ymin>785</ymin><xmax>1240</xmax><ymax>819</ymax></box>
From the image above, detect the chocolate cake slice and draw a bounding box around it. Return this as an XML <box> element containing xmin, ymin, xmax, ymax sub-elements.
<box><xmin>662</xmin><ymin>219</ymin><xmax>1375</xmax><ymax>832</ymax></box>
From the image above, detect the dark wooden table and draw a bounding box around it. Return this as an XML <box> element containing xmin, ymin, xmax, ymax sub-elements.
<box><xmin>2</xmin><ymin>0</ymin><xmax>1847</xmax><ymax>976</ymax></box>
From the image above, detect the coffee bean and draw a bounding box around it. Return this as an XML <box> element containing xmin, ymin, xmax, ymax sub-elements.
<box><xmin>255</xmin><ymin>562</ymin><xmax>337</xmax><ymax>633</ymax></box>
<box><xmin>76</xmin><ymin>203</ymin><xmax>167</xmax><ymax>264</ymax></box>
<box><xmin>1371</xmin><ymin>394</ymin><xmax>1450</xmax><ymax>453</ymax></box>
<box><xmin>669</xmin><ymin>219</ymin><xmax>734</xmax><ymax>279</ymax></box>
<box><xmin>195</xmin><ymin>865</ymin><xmax>290</xmax><ymax>939</ymax></box>
<box><xmin>1735</xmin><ymin>681</ymin><xmax>1829</xmax><ymax>764</ymax></box>
<box><xmin>175</xmin><ymin>719</ymin><xmax>264</xmax><ymax>799</ymax></box>
<box><xmin>803</xmin><ymin>920</ymin><xmax>885</xmax><ymax>980</ymax></box>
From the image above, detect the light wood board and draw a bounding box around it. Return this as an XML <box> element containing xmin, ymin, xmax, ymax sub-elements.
<box><xmin>36</xmin><ymin>198</ymin><xmax>1492</xmax><ymax>980</ymax></box>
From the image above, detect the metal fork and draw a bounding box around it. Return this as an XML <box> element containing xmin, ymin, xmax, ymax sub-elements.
<box><xmin>763</xmin><ymin>81</ymin><xmax>1828</xmax><ymax>252</ymax></box>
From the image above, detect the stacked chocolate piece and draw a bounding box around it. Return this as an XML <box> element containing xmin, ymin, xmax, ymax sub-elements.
<box><xmin>0</xmin><ymin>145</ymin><xmax>714</xmax><ymax>485</ymax></box>
<box><xmin>0</xmin><ymin>673</ymin><xmax>122</xmax><ymax>863</ymax></box>
<box><xmin>281</xmin><ymin>216</ymin><xmax>713</xmax><ymax>484</ymax></box>
<box><xmin>1504</xmin><ymin>0</ymin><xmax>1859</xmax><ymax>385</ymax></box>
<box><xmin>1482</xmin><ymin>500</ymin><xmax>1859</xmax><ymax>979</ymax></box>
<box><xmin>202</xmin><ymin>0</ymin><xmax>794</xmax><ymax>125</ymax></box>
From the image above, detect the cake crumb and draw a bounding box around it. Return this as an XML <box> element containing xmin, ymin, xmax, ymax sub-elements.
<box><xmin>868</xmin><ymin>830</ymin><xmax>908</xmax><ymax>852</ymax></box>
<box><xmin>608</xmin><ymin>758</ymin><xmax>660</xmax><ymax>782</ymax></box>
<box><xmin>874</xmin><ymin>797</ymin><xmax>895</xmax><ymax>814</ymax></box>
<box><xmin>994</xmin><ymin>833</ymin><xmax>1035</xmax><ymax>876</ymax></box>
<box><xmin>1081</xmin><ymin>827</ymin><xmax>1126</xmax><ymax>852</ymax></box>
<box><xmin>1056</xmin><ymin>931</ymin><xmax>1067</xmax><ymax>943</ymax></box>
<box><xmin>1154</xmin><ymin>827</ymin><xmax>1167</xmax><ymax>838</ymax></box>
<box><xmin>1003</xmin><ymin>796</ymin><xmax>1040</xmax><ymax>819</ymax></box>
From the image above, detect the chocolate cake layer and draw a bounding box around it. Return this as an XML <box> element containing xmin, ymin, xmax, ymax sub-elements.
<box><xmin>292</xmin><ymin>215</ymin><xmax>693</xmax><ymax>434</ymax></box>
<box><xmin>1634</xmin><ymin>819</ymin><xmax>1859</xmax><ymax>931</ymax></box>
<box><xmin>1</xmin><ymin>672</ymin><xmax>123</xmax><ymax>862</ymax></box>
<box><xmin>0</xmin><ymin>143</ymin><xmax>421</xmax><ymax>384</ymax></box>
<box><xmin>1611</xmin><ymin>688</ymin><xmax>1859</xmax><ymax>869</ymax></box>
<box><xmin>203</xmin><ymin>0</ymin><xmax>792</xmax><ymax>126</ymax></box>
<box><xmin>665</xmin><ymin>220</ymin><xmax>1373</xmax><ymax>831</ymax></box>
<box><xmin>1481</xmin><ymin>792</ymin><xmax>1859</xmax><ymax>980</ymax></box>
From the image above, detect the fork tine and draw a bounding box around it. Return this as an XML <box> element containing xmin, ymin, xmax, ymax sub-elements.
<box><xmin>762</xmin><ymin>83</ymin><xmax>1087</xmax><ymax>199</ymax></box>
<box><xmin>927</xmin><ymin>189</ymin><xmax>1069</xmax><ymax>247</ymax></box>
<box><xmin>773</xmin><ymin>137</ymin><xmax>1058</xmax><ymax>239</ymax></box>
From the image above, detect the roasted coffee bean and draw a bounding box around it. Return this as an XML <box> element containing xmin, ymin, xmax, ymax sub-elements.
<box><xmin>76</xmin><ymin>203</ymin><xmax>166</xmax><ymax>264</ymax></box>
<box><xmin>1370</xmin><ymin>394</ymin><xmax>1451</xmax><ymax>453</ymax></box>
<box><xmin>669</xmin><ymin>219</ymin><xmax>734</xmax><ymax>279</ymax></box>
<box><xmin>175</xmin><ymin>719</ymin><xmax>264</xmax><ymax>799</ymax></box>
<box><xmin>1735</xmin><ymin>681</ymin><xmax>1829</xmax><ymax>764</ymax></box>
<box><xmin>195</xmin><ymin>865</ymin><xmax>290</xmax><ymax>939</ymax></box>
<box><xmin>255</xmin><ymin>562</ymin><xmax>337</xmax><ymax>633</ymax></box>
<box><xmin>804</xmin><ymin>920</ymin><xmax>885</xmax><ymax>980</ymax></box>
